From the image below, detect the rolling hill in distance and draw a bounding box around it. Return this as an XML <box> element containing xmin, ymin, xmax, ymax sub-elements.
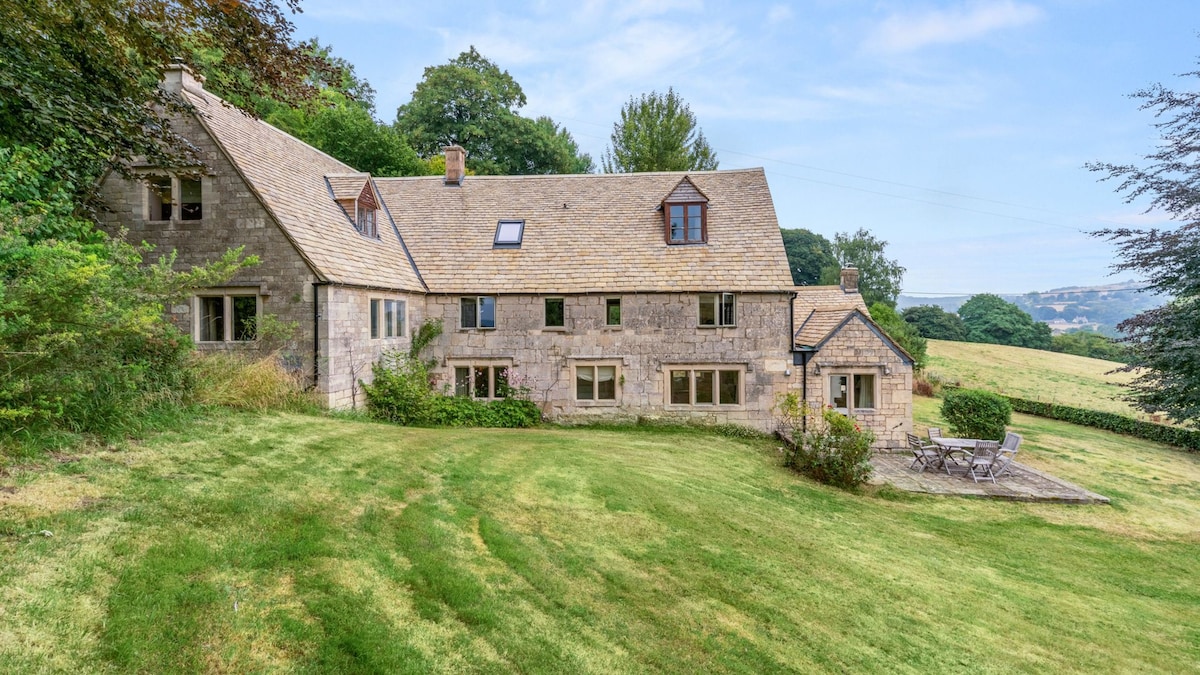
<box><xmin>898</xmin><ymin>280</ymin><xmax>1165</xmax><ymax>335</ymax></box>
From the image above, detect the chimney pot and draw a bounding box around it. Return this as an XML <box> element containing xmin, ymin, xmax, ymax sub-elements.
<box><xmin>443</xmin><ymin>145</ymin><xmax>466</xmax><ymax>185</ymax></box>
<box><xmin>840</xmin><ymin>267</ymin><xmax>859</xmax><ymax>293</ymax></box>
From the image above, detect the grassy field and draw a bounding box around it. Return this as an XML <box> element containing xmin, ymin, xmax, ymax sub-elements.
<box><xmin>925</xmin><ymin>339</ymin><xmax>1142</xmax><ymax>418</ymax></box>
<box><xmin>2</xmin><ymin>409</ymin><xmax>1198</xmax><ymax>673</ymax></box>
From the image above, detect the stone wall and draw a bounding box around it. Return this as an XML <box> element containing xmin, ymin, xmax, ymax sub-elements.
<box><xmin>425</xmin><ymin>292</ymin><xmax>795</xmax><ymax>430</ymax></box>
<box><xmin>318</xmin><ymin>286</ymin><xmax>426</xmax><ymax>409</ymax></box>
<box><xmin>97</xmin><ymin>113</ymin><xmax>319</xmax><ymax>388</ymax></box>
<box><xmin>797</xmin><ymin>318</ymin><xmax>913</xmax><ymax>450</ymax></box>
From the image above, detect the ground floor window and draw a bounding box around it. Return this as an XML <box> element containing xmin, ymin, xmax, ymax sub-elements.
<box><xmin>575</xmin><ymin>363</ymin><xmax>619</xmax><ymax>402</ymax></box>
<box><xmin>667</xmin><ymin>367</ymin><xmax>741</xmax><ymax>406</ymax></box>
<box><xmin>370</xmin><ymin>298</ymin><xmax>406</xmax><ymax>338</ymax></box>
<box><xmin>196</xmin><ymin>292</ymin><xmax>258</xmax><ymax>342</ymax></box>
<box><xmin>829</xmin><ymin>373</ymin><xmax>876</xmax><ymax>414</ymax></box>
<box><xmin>453</xmin><ymin>363</ymin><xmax>510</xmax><ymax>400</ymax></box>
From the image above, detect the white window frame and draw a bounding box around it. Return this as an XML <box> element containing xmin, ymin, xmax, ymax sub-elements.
<box><xmin>460</xmin><ymin>296</ymin><xmax>497</xmax><ymax>330</ymax></box>
<box><xmin>355</xmin><ymin>200</ymin><xmax>378</xmax><ymax>238</ymax></box>
<box><xmin>573</xmin><ymin>361</ymin><xmax>621</xmax><ymax>405</ymax></box>
<box><xmin>370</xmin><ymin>298</ymin><xmax>406</xmax><ymax>339</ymax></box>
<box><xmin>665</xmin><ymin>366</ymin><xmax>744</xmax><ymax>408</ymax></box>
<box><xmin>829</xmin><ymin>372</ymin><xmax>878</xmax><ymax>415</ymax></box>
<box><xmin>194</xmin><ymin>291</ymin><xmax>259</xmax><ymax>343</ymax></box>
<box><xmin>699</xmin><ymin>293</ymin><xmax>736</xmax><ymax>327</ymax></box>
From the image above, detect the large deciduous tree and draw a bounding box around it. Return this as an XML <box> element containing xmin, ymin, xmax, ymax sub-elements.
<box><xmin>902</xmin><ymin>304</ymin><xmax>968</xmax><ymax>341</ymax></box>
<box><xmin>602</xmin><ymin>88</ymin><xmax>718</xmax><ymax>173</ymax></box>
<box><xmin>820</xmin><ymin>228</ymin><xmax>905</xmax><ymax>308</ymax></box>
<box><xmin>958</xmin><ymin>294</ymin><xmax>1052</xmax><ymax>350</ymax></box>
<box><xmin>1087</xmin><ymin>62</ymin><xmax>1200</xmax><ymax>422</ymax></box>
<box><xmin>0</xmin><ymin>0</ymin><xmax>331</xmax><ymax>186</ymax></box>
<box><xmin>780</xmin><ymin>228</ymin><xmax>837</xmax><ymax>286</ymax></box>
<box><xmin>395</xmin><ymin>47</ymin><xmax>592</xmax><ymax>175</ymax></box>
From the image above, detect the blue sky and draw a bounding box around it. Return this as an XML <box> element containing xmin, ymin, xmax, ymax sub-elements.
<box><xmin>287</xmin><ymin>1</ymin><xmax>1200</xmax><ymax>296</ymax></box>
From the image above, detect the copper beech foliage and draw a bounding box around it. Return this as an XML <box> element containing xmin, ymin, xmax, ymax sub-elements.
<box><xmin>0</xmin><ymin>0</ymin><xmax>333</xmax><ymax>183</ymax></box>
<box><xmin>1088</xmin><ymin>62</ymin><xmax>1200</xmax><ymax>422</ymax></box>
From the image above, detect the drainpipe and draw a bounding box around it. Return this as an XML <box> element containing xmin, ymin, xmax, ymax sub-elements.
<box><xmin>311</xmin><ymin>281</ymin><xmax>329</xmax><ymax>391</ymax></box>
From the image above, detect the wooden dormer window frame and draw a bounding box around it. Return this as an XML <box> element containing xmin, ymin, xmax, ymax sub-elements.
<box><xmin>664</xmin><ymin>201</ymin><xmax>707</xmax><ymax>244</ymax></box>
<box><xmin>354</xmin><ymin>183</ymin><xmax>378</xmax><ymax>239</ymax></box>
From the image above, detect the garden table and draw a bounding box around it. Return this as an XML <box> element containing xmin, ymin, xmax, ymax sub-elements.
<box><xmin>931</xmin><ymin>437</ymin><xmax>978</xmax><ymax>475</ymax></box>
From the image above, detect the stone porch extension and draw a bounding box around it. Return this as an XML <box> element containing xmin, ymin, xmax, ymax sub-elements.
<box><xmin>870</xmin><ymin>454</ymin><xmax>1111</xmax><ymax>504</ymax></box>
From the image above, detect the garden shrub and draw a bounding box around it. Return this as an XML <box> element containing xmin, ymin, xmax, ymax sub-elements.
<box><xmin>784</xmin><ymin>406</ymin><xmax>874</xmax><ymax>490</ymax></box>
<box><xmin>363</xmin><ymin>348</ymin><xmax>540</xmax><ymax>428</ymax></box>
<box><xmin>941</xmin><ymin>388</ymin><xmax>1011</xmax><ymax>440</ymax></box>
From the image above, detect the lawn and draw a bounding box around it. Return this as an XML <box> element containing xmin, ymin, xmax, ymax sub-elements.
<box><xmin>2</xmin><ymin>410</ymin><xmax>1198</xmax><ymax>673</ymax></box>
<box><xmin>926</xmin><ymin>339</ymin><xmax>1141</xmax><ymax>418</ymax></box>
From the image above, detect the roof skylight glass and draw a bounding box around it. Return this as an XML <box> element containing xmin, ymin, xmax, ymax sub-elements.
<box><xmin>494</xmin><ymin>219</ymin><xmax>524</xmax><ymax>248</ymax></box>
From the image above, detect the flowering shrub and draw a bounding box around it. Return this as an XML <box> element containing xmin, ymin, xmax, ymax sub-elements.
<box><xmin>784</xmin><ymin>405</ymin><xmax>874</xmax><ymax>490</ymax></box>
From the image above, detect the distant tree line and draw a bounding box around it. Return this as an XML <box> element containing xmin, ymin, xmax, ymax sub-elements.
<box><xmin>780</xmin><ymin>228</ymin><xmax>1128</xmax><ymax>364</ymax></box>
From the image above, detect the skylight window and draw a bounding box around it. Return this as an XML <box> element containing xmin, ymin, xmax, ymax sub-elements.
<box><xmin>494</xmin><ymin>219</ymin><xmax>524</xmax><ymax>248</ymax></box>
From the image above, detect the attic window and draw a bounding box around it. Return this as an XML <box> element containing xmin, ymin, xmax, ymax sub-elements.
<box><xmin>665</xmin><ymin>203</ymin><xmax>706</xmax><ymax>244</ymax></box>
<box><xmin>494</xmin><ymin>219</ymin><xmax>524</xmax><ymax>248</ymax></box>
<box><xmin>354</xmin><ymin>183</ymin><xmax>378</xmax><ymax>238</ymax></box>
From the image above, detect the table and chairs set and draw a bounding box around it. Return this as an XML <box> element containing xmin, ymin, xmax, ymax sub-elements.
<box><xmin>907</xmin><ymin>429</ymin><xmax>1022</xmax><ymax>483</ymax></box>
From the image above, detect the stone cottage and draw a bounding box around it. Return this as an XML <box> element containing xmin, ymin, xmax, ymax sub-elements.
<box><xmin>98</xmin><ymin>65</ymin><xmax>912</xmax><ymax>445</ymax></box>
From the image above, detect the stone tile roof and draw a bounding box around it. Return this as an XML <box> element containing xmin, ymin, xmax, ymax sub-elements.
<box><xmin>184</xmin><ymin>90</ymin><xmax>426</xmax><ymax>292</ymax></box>
<box><xmin>373</xmin><ymin>170</ymin><xmax>794</xmax><ymax>294</ymax></box>
<box><xmin>326</xmin><ymin>173</ymin><xmax>372</xmax><ymax>201</ymax></box>
<box><xmin>792</xmin><ymin>288</ymin><xmax>913</xmax><ymax>363</ymax></box>
<box><xmin>793</xmin><ymin>287</ymin><xmax>870</xmax><ymax>348</ymax></box>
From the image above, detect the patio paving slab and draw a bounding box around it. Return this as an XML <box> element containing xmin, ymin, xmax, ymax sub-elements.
<box><xmin>870</xmin><ymin>453</ymin><xmax>1110</xmax><ymax>504</ymax></box>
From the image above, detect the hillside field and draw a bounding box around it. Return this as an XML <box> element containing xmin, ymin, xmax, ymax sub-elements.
<box><xmin>925</xmin><ymin>339</ymin><xmax>1143</xmax><ymax>418</ymax></box>
<box><xmin>2</xmin><ymin>407</ymin><xmax>1198</xmax><ymax>673</ymax></box>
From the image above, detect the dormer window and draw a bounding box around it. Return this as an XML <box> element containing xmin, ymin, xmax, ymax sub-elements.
<box><xmin>661</xmin><ymin>176</ymin><xmax>709</xmax><ymax>244</ymax></box>
<box><xmin>667</xmin><ymin>203</ymin><xmax>705</xmax><ymax>243</ymax></box>
<box><xmin>356</xmin><ymin>203</ymin><xmax>377</xmax><ymax>238</ymax></box>
<box><xmin>354</xmin><ymin>183</ymin><xmax>378</xmax><ymax>238</ymax></box>
<box><xmin>494</xmin><ymin>219</ymin><xmax>524</xmax><ymax>248</ymax></box>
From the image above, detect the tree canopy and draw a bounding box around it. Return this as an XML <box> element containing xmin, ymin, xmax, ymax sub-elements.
<box><xmin>958</xmin><ymin>294</ymin><xmax>1052</xmax><ymax>350</ymax></box>
<box><xmin>869</xmin><ymin>303</ymin><xmax>927</xmax><ymax>371</ymax></box>
<box><xmin>821</xmin><ymin>228</ymin><xmax>905</xmax><ymax>308</ymax></box>
<box><xmin>602</xmin><ymin>88</ymin><xmax>718</xmax><ymax>173</ymax></box>
<box><xmin>395</xmin><ymin>47</ymin><xmax>592</xmax><ymax>175</ymax></box>
<box><xmin>1087</xmin><ymin>58</ymin><xmax>1200</xmax><ymax>421</ymax></box>
<box><xmin>0</xmin><ymin>0</ymin><xmax>331</xmax><ymax>186</ymax></box>
<box><xmin>780</xmin><ymin>229</ymin><xmax>837</xmax><ymax>286</ymax></box>
<box><xmin>902</xmin><ymin>304</ymin><xmax>968</xmax><ymax>341</ymax></box>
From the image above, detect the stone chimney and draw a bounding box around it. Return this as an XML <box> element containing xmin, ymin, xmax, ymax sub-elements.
<box><xmin>840</xmin><ymin>267</ymin><xmax>860</xmax><ymax>293</ymax></box>
<box><xmin>161</xmin><ymin>62</ymin><xmax>205</xmax><ymax>95</ymax></box>
<box><xmin>443</xmin><ymin>145</ymin><xmax>466</xmax><ymax>186</ymax></box>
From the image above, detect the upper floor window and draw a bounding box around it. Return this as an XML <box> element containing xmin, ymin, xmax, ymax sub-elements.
<box><xmin>545</xmin><ymin>297</ymin><xmax>565</xmax><ymax>328</ymax></box>
<box><xmin>699</xmin><ymin>293</ymin><xmax>736</xmax><ymax>327</ymax></box>
<box><xmin>830</xmin><ymin>373</ymin><xmax>876</xmax><ymax>414</ymax></box>
<box><xmin>147</xmin><ymin>176</ymin><xmax>203</xmax><ymax>221</ymax></box>
<box><xmin>370</xmin><ymin>299</ymin><xmax>406</xmax><ymax>338</ymax></box>
<box><xmin>666</xmin><ymin>202</ymin><xmax>705</xmax><ymax>244</ymax></box>
<box><xmin>461</xmin><ymin>296</ymin><xmax>497</xmax><ymax>329</ymax></box>
<box><xmin>356</xmin><ymin>202</ymin><xmax>377</xmax><ymax>238</ymax></box>
<box><xmin>605</xmin><ymin>298</ymin><xmax>622</xmax><ymax>327</ymax></box>
<box><xmin>196</xmin><ymin>292</ymin><xmax>257</xmax><ymax>343</ymax></box>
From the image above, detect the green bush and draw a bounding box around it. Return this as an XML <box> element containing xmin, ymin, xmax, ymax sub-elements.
<box><xmin>363</xmin><ymin>351</ymin><xmax>540</xmax><ymax>429</ymax></box>
<box><xmin>941</xmin><ymin>388</ymin><xmax>1011</xmax><ymax>440</ymax></box>
<box><xmin>362</xmin><ymin>352</ymin><xmax>433</xmax><ymax>425</ymax></box>
<box><xmin>785</xmin><ymin>407</ymin><xmax>874</xmax><ymax>490</ymax></box>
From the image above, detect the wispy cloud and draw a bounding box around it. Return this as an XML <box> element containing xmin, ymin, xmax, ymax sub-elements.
<box><xmin>767</xmin><ymin>4</ymin><xmax>793</xmax><ymax>24</ymax></box>
<box><xmin>866</xmin><ymin>1</ymin><xmax>1044</xmax><ymax>54</ymax></box>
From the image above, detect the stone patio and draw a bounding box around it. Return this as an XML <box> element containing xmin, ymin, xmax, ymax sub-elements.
<box><xmin>871</xmin><ymin>453</ymin><xmax>1111</xmax><ymax>504</ymax></box>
